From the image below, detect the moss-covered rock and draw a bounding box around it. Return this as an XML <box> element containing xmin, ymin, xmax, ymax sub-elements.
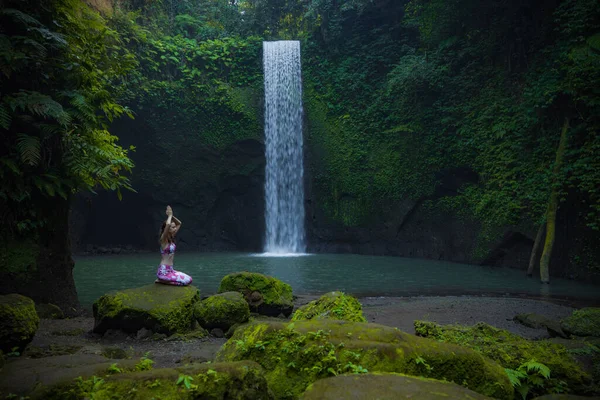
<box><xmin>195</xmin><ymin>291</ymin><xmax>250</xmax><ymax>331</ymax></box>
<box><xmin>35</xmin><ymin>360</ymin><xmax>273</xmax><ymax>400</ymax></box>
<box><xmin>291</xmin><ymin>291</ymin><xmax>366</xmax><ymax>322</ymax></box>
<box><xmin>531</xmin><ymin>395</ymin><xmax>597</xmax><ymax>400</ymax></box>
<box><xmin>0</xmin><ymin>293</ymin><xmax>40</xmax><ymax>354</ymax></box>
<box><xmin>414</xmin><ymin>320</ymin><xmax>590</xmax><ymax>394</ymax></box>
<box><xmin>219</xmin><ymin>272</ymin><xmax>293</xmax><ymax>317</ymax></box>
<box><xmin>0</xmin><ymin>354</ymin><xmax>139</xmax><ymax>397</ymax></box>
<box><xmin>92</xmin><ymin>284</ymin><xmax>200</xmax><ymax>335</ymax></box>
<box><xmin>216</xmin><ymin>320</ymin><xmax>513</xmax><ymax>400</ymax></box>
<box><xmin>561</xmin><ymin>308</ymin><xmax>600</xmax><ymax>337</ymax></box>
<box><xmin>300</xmin><ymin>372</ymin><xmax>494</xmax><ymax>399</ymax></box>
<box><xmin>35</xmin><ymin>303</ymin><xmax>64</xmax><ymax>319</ymax></box>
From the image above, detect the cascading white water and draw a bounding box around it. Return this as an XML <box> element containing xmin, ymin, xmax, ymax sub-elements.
<box><xmin>263</xmin><ymin>41</ymin><xmax>306</xmax><ymax>254</ymax></box>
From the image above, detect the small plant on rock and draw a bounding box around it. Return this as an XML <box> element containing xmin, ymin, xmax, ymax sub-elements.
<box><xmin>505</xmin><ymin>359</ymin><xmax>566</xmax><ymax>399</ymax></box>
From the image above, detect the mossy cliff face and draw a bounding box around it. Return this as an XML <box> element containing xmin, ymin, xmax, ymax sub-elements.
<box><xmin>219</xmin><ymin>272</ymin><xmax>294</xmax><ymax>317</ymax></box>
<box><xmin>0</xmin><ymin>293</ymin><xmax>39</xmax><ymax>353</ymax></box>
<box><xmin>216</xmin><ymin>319</ymin><xmax>513</xmax><ymax>400</ymax></box>
<box><xmin>291</xmin><ymin>291</ymin><xmax>366</xmax><ymax>322</ymax></box>
<box><xmin>414</xmin><ymin>320</ymin><xmax>591</xmax><ymax>393</ymax></box>
<box><xmin>71</xmin><ymin>108</ymin><xmax>266</xmax><ymax>253</ymax></box>
<box><xmin>194</xmin><ymin>291</ymin><xmax>250</xmax><ymax>330</ymax></box>
<box><xmin>300</xmin><ymin>372</ymin><xmax>494</xmax><ymax>400</ymax></box>
<box><xmin>34</xmin><ymin>360</ymin><xmax>273</xmax><ymax>400</ymax></box>
<box><xmin>93</xmin><ymin>284</ymin><xmax>200</xmax><ymax>335</ymax></box>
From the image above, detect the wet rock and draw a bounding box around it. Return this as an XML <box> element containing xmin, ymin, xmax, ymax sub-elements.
<box><xmin>194</xmin><ymin>291</ymin><xmax>250</xmax><ymax>331</ymax></box>
<box><xmin>0</xmin><ymin>294</ymin><xmax>40</xmax><ymax>354</ymax></box>
<box><xmin>93</xmin><ymin>284</ymin><xmax>200</xmax><ymax>335</ymax></box>
<box><xmin>33</xmin><ymin>360</ymin><xmax>273</xmax><ymax>400</ymax></box>
<box><xmin>35</xmin><ymin>304</ymin><xmax>64</xmax><ymax>320</ymax></box>
<box><xmin>300</xmin><ymin>373</ymin><xmax>493</xmax><ymax>399</ymax></box>
<box><xmin>219</xmin><ymin>272</ymin><xmax>293</xmax><ymax>317</ymax></box>
<box><xmin>210</xmin><ymin>328</ymin><xmax>225</xmax><ymax>338</ymax></box>
<box><xmin>0</xmin><ymin>354</ymin><xmax>138</xmax><ymax>396</ymax></box>
<box><xmin>414</xmin><ymin>320</ymin><xmax>589</xmax><ymax>393</ymax></box>
<box><xmin>292</xmin><ymin>291</ymin><xmax>366</xmax><ymax>322</ymax></box>
<box><xmin>217</xmin><ymin>320</ymin><xmax>513</xmax><ymax>399</ymax></box>
<box><xmin>561</xmin><ymin>308</ymin><xmax>600</xmax><ymax>337</ymax></box>
<box><xmin>101</xmin><ymin>347</ymin><xmax>128</xmax><ymax>359</ymax></box>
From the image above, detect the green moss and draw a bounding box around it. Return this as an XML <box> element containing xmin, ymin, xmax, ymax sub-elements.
<box><xmin>301</xmin><ymin>372</ymin><xmax>494</xmax><ymax>399</ymax></box>
<box><xmin>0</xmin><ymin>293</ymin><xmax>40</xmax><ymax>353</ymax></box>
<box><xmin>194</xmin><ymin>291</ymin><xmax>250</xmax><ymax>330</ymax></box>
<box><xmin>92</xmin><ymin>284</ymin><xmax>201</xmax><ymax>335</ymax></box>
<box><xmin>36</xmin><ymin>360</ymin><xmax>273</xmax><ymax>400</ymax></box>
<box><xmin>291</xmin><ymin>291</ymin><xmax>366</xmax><ymax>322</ymax></box>
<box><xmin>36</xmin><ymin>303</ymin><xmax>64</xmax><ymax>319</ymax></box>
<box><xmin>218</xmin><ymin>272</ymin><xmax>293</xmax><ymax>316</ymax></box>
<box><xmin>561</xmin><ymin>308</ymin><xmax>600</xmax><ymax>337</ymax></box>
<box><xmin>216</xmin><ymin>319</ymin><xmax>512</xmax><ymax>400</ymax></box>
<box><xmin>165</xmin><ymin>329</ymin><xmax>209</xmax><ymax>341</ymax></box>
<box><xmin>414</xmin><ymin>320</ymin><xmax>590</xmax><ymax>394</ymax></box>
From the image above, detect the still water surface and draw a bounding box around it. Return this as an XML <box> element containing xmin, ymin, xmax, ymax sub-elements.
<box><xmin>73</xmin><ymin>252</ymin><xmax>600</xmax><ymax>307</ymax></box>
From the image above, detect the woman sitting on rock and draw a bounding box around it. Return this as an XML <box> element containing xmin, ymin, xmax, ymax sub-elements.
<box><xmin>156</xmin><ymin>205</ymin><xmax>193</xmax><ymax>286</ymax></box>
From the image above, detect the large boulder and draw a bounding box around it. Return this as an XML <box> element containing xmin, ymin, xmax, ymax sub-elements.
<box><xmin>0</xmin><ymin>353</ymin><xmax>139</xmax><ymax>397</ymax></box>
<box><xmin>216</xmin><ymin>320</ymin><xmax>513</xmax><ymax>400</ymax></box>
<box><xmin>34</xmin><ymin>360</ymin><xmax>273</xmax><ymax>400</ymax></box>
<box><xmin>291</xmin><ymin>291</ymin><xmax>366</xmax><ymax>322</ymax></box>
<box><xmin>219</xmin><ymin>272</ymin><xmax>293</xmax><ymax>317</ymax></box>
<box><xmin>93</xmin><ymin>284</ymin><xmax>200</xmax><ymax>335</ymax></box>
<box><xmin>194</xmin><ymin>291</ymin><xmax>250</xmax><ymax>331</ymax></box>
<box><xmin>300</xmin><ymin>373</ymin><xmax>493</xmax><ymax>399</ymax></box>
<box><xmin>561</xmin><ymin>308</ymin><xmax>600</xmax><ymax>337</ymax></box>
<box><xmin>414</xmin><ymin>321</ymin><xmax>590</xmax><ymax>393</ymax></box>
<box><xmin>0</xmin><ymin>294</ymin><xmax>40</xmax><ymax>354</ymax></box>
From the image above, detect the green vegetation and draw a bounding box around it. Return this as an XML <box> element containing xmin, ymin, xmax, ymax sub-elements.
<box><xmin>1</xmin><ymin>0</ymin><xmax>599</xmax><ymax>305</ymax></box>
<box><xmin>561</xmin><ymin>308</ymin><xmax>600</xmax><ymax>337</ymax></box>
<box><xmin>217</xmin><ymin>319</ymin><xmax>513</xmax><ymax>399</ymax></box>
<box><xmin>0</xmin><ymin>294</ymin><xmax>39</xmax><ymax>354</ymax></box>
<box><xmin>291</xmin><ymin>291</ymin><xmax>366</xmax><ymax>322</ymax></box>
<box><xmin>218</xmin><ymin>272</ymin><xmax>294</xmax><ymax>316</ymax></box>
<box><xmin>414</xmin><ymin>320</ymin><xmax>591</xmax><ymax>396</ymax></box>
<box><xmin>39</xmin><ymin>361</ymin><xmax>272</xmax><ymax>400</ymax></box>
<box><xmin>194</xmin><ymin>291</ymin><xmax>250</xmax><ymax>330</ymax></box>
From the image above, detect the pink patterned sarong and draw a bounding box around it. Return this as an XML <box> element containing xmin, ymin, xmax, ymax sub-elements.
<box><xmin>156</xmin><ymin>264</ymin><xmax>193</xmax><ymax>286</ymax></box>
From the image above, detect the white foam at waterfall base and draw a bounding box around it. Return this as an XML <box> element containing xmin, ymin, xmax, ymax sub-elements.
<box><xmin>263</xmin><ymin>40</ymin><xmax>306</xmax><ymax>254</ymax></box>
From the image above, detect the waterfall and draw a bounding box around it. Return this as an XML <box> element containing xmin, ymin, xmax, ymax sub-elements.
<box><xmin>263</xmin><ymin>41</ymin><xmax>306</xmax><ymax>254</ymax></box>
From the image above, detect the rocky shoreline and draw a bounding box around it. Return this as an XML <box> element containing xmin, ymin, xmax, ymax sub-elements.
<box><xmin>1</xmin><ymin>283</ymin><xmax>599</xmax><ymax>399</ymax></box>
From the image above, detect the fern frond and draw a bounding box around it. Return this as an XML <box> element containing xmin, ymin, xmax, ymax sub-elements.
<box><xmin>8</xmin><ymin>91</ymin><xmax>71</xmax><ymax>126</ymax></box>
<box><xmin>523</xmin><ymin>360</ymin><xmax>551</xmax><ymax>379</ymax></box>
<box><xmin>0</xmin><ymin>157</ymin><xmax>21</xmax><ymax>175</ymax></box>
<box><xmin>16</xmin><ymin>133</ymin><xmax>41</xmax><ymax>166</ymax></box>
<box><xmin>504</xmin><ymin>368</ymin><xmax>526</xmax><ymax>387</ymax></box>
<box><xmin>23</xmin><ymin>38</ymin><xmax>48</xmax><ymax>57</ymax></box>
<box><xmin>1</xmin><ymin>8</ymin><xmax>42</xmax><ymax>27</ymax></box>
<box><xmin>36</xmin><ymin>123</ymin><xmax>62</xmax><ymax>136</ymax></box>
<box><xmin>30</xmin><ymin>27</ymin><xmax>67</xmax><ymax>46</ymax></box>
<box><xmin>0</xmin><ymin>103</ymin><xmax>10</xmax><ymax>130</ymax></box>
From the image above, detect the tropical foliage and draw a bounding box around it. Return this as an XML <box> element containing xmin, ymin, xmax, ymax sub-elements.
<box><xmin>0</xmin><ymin>0</ymin><xmax>136</xmax><ymax>234</ymax></box>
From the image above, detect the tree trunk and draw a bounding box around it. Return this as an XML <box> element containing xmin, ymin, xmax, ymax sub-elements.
<box><xmin>539</xmin><ymin>117</ymin><xmax>569</xmax><ymax>284</ymax></box>
<box><xmin>0</xmin><ymin>196</ymin><xmax>79</xmax><ymax>314</ymax></box>
<box><xmin>526</xmin><ymin>223</ymin><xmax>545</xmax><ymax>276</ymax></box>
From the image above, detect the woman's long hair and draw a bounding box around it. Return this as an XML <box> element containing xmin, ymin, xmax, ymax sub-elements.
<box><xmin>159</xmin><ymin>221</ymin><xmax>175</xmax><ymax>245</ymax></box>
